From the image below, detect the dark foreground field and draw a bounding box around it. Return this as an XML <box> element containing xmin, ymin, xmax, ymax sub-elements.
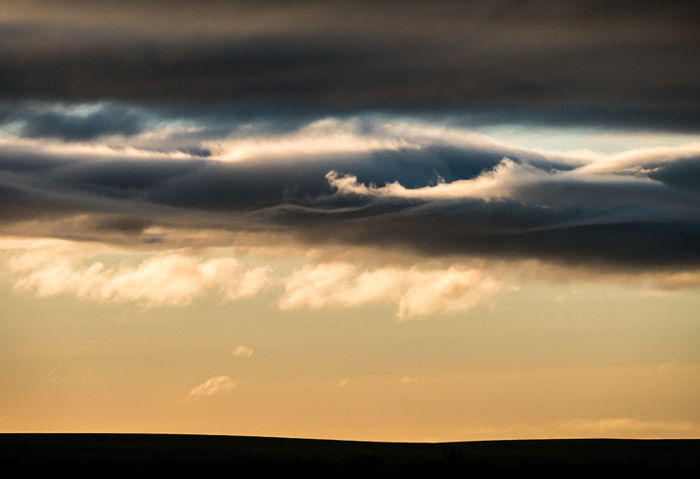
<box><xmin>2</xmin><ymin>434</ymin><xmax>698</xmax><ymax>477</ymax></box>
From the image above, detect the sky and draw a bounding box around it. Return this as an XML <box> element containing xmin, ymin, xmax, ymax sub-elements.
<box><xmin>1</xmin><ymin>0</ymin><xmax>699</xmax><ymax>441</ymax></box>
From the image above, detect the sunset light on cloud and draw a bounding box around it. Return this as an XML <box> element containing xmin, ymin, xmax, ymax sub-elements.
<box><xmin>1</xmin><ymin>0</ymin><xmax>699</xmax><ymax>446</ymax></box>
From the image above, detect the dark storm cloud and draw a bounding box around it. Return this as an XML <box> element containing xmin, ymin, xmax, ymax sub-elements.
<box><xmin>647</xmin><ymin>158</ymin><xmax>700</xmax><ymax>194</ymax></box>
<box><xmin>269</xmin><ymin>201</ymin><xmax>700</xmax><ymax>270</ymax></box>
<box><xmin>2</xmin><ymin>1</ymin><xmax>699</xmax><ymax>268</ymax></box>
<box><xmin>1</xmin><ymin>138</ymin><xmax>699</xmax><ymax>269</ymax></box>
<box><xmin>1</xmin><ymin>0</ymin><xmax>699</xmax><ymax>131</ymax></box>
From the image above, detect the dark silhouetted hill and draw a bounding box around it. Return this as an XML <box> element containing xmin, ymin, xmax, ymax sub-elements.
<box><xmin>1</xmin><ymin>434</ymin><xmax>698</xmax><ymax>477</ymax></box>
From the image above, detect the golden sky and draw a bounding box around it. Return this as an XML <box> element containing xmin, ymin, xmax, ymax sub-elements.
<box><xmin>1</xmin><ymin>235</ymin><xmax>698</xmax><ymax>441</ymax></box>
<box><xmin>1</xmin><ymin>0</ymin><xmax>699</xmax><ymax>442</ymax></box>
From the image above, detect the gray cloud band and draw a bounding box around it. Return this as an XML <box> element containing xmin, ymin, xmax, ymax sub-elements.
<box><xmin>1</xmin><ymin>138</ymin><xmax>699</xmax><ymax>270</ymax></box>
<box><xmin>0</xmin><ymin>0</ymin><xmax>699</xmax><ymax>132</ymax></box>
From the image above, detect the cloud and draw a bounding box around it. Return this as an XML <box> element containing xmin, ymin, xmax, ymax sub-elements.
<box><xmin>326</xmin><ymin>158</ymin><xmax>554</xmax><ymax>200</ymax></box>
<box><xmin>326</xmin><ymin>149</ymin><xmax>698</xmax><ymax>208</ymax></box>
<box><xmin>0</xmin><ymin>102</ymin><xmax>148</xmax><ymax>141</ymax></box>
<box><xmin>1</xmin><ymin>1</ymin><xmax>699</xmax><ymax>131</ymax></box>
<box><xmin>8</xmin><ymin>251</ymin><xmax>270</xmax><ymax>307</ymax></box>
<box><xmin>208</xmin><ymin>118</ymin><xmax>418</xmax><ymax>162</ymax></box>
<box><xmin>232</xmin><ymin>345</ymin><xmax>254</xmax><ymax>359</ymax></box>
<box><xmin>560</xmin><ymin>417</ymin><xmax>698</xmax><ymax>436</ymax></box>
<box><xmin>647</xmin><ymin>271</ymin><xmax>700</xmax><ymax>291</ymax></box>
<box><xmin>1</xmin><ymin>123</ymin><xmax>700</xmax><ymax>272</ymax></box>
<box><xmin>279</xmin><ymin>263</ymin><xmax>502</xmax><ymax>319</ymax></box>
<box><xmin>189</xmin><ymin>375</ymin><xmax>236</xmax><ymax>397</ymax></box>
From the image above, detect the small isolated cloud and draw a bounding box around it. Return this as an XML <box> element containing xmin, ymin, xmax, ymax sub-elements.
<box><xmin>338</xmin><ymin>377</ymin><xmax>350</xmax><ymax>387</ymax></box>
<box><xmin>279</xmin><ymin>263</ymin><xmax>502</xmax><ymax>319</ymax></box>
<box><xmin>398</xmin><ymin>376</ymin><xmax>418</xmax><ymax>385</ymax></box>
<box><xmin>189</xmin><ymin>375</ymin><xmax>236</xmax><ymax>397</ymax></box>
<box><xmin>8</xmin><ymin>252</ymin><xmax>270</xmax><ymax>307</ymax></box>
<box><xmin>232</xmin><ymin>345</ymin><xmax>254</xmax><ymax>359</ymax></box>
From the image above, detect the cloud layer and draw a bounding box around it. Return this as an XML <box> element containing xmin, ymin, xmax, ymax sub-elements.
<box><xmin>1</xmin><ymin>2</ymin><xmax>699</xmax><ymax>285</ymax></box>
<box><xmin>2</xmin><ymin>122</ymin><xmax>699</xmax><ymax>271</ymax></box>
<box><xmin>2</xmin><ymin>239</ymin><xmax>504</xmax><ymax>317</ymax></box>
<box><xmin>0</xmin><ymin>1</ymin><xmax>699</xmax><ymax>131</ymax></box>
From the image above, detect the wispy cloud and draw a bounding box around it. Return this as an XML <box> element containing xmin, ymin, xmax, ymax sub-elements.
<box><xmin>560</xmin><ymin>417</ymin><xmax>698</xmax><ymax>436</ymax></box>
<box><xmin>189</xmin><ymin>376</ymin><xmax>236</xmax><ymax>397</ymax></box>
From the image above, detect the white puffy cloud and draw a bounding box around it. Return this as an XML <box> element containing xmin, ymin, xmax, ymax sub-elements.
<box><xmin>3</xmin><ymin>240</ymin><xmax>502</xmax><ymax>317</ymax></box>
<box><xmin>279</xmin><ymin>262</ymin><xmax>503</xmax><ymax>319</ymax></box>
<box><xmin>189</xmin><ymin>375</ymin><xmax>236</xmax><ymax>397</ymax></box>
<box><xmin>8</xmin><ymin>250</ymin><xmax>270</xmax><ymax>307</ymax></box>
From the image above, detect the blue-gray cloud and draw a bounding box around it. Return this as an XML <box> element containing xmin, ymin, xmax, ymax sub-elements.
<box><xmin>0</xmin><ymin>103</ymin><xmax>148</xmax><ymax>141</ymax></box>
<box><xmin>1</xmin><ymin>135</ymin><xmax>698</xmax><ymax>270</ymax></box>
